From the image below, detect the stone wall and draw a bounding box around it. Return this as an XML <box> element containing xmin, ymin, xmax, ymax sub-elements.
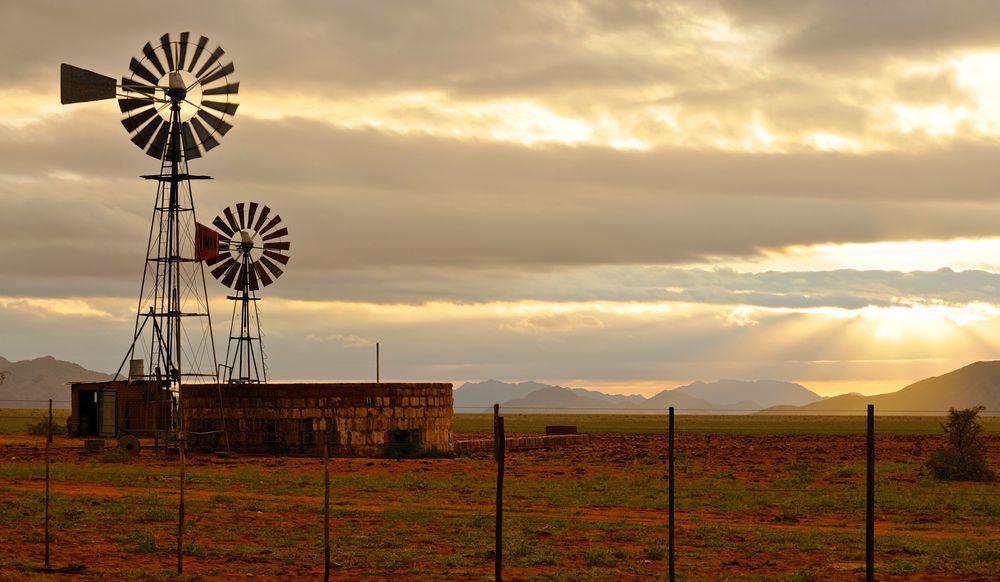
<box><xmin>183</xmin><ymin>383</ymin><xmax>453</xmax><ymax>457</ymax></box>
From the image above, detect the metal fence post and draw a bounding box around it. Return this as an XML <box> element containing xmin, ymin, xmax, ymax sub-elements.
<box><xmin>866</xmin><ymin>404</ymin><xmax>875</xmax><ymax>582</ymax></box>
<box><xmin>45</xmin><ymin>399</ymin><xmax>51</xmax><ymax>569</ymax></box>
<box><xmin>324</xmin><ymin>442</ymin><xmax>331</xmax><ymax>582</ymax></box>
<box><xmin>668</xmin><ymin>406</ymin><xmax>675</xmax><ymax>582</ymax></box>
<box><xmin>178</xmin><ymin>431</ymin><xmax>186</xmax><ymax>574</ymax></box>
<box><xmin>495</xmin><ymin>413</ymin><xmax>505</xmax><ymax>582</ymax></box>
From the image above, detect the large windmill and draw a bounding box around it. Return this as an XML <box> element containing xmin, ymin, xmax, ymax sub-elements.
<box><xmin>204</xmin><ymin>202</ymin><xmax>291</xmax><ymax>383</ymax></box>
<box><xmin>61</xmin><ymin>33</ymin><xmax>239</xmax><ymax>390</ymax></box>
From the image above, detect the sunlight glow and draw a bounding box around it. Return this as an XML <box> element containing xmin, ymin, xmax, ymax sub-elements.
<box><xmin>717</xmin><ymin>238</ymin><xmax>1000</xmax><ymax>273</ymax></box>
<box><xmin>0</xmin><ymin>297</ymin><xmax>115</xmax><ymax>318</ymax></box>
<box><xmin>953</xmin><ymin>51</ymin><xmax>1000</xmax><ymax>133</ymax></box>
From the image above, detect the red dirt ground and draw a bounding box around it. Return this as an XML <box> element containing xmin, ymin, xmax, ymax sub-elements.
<box><xmin>1</xmin><ymin>432</ymin><xmax>998</xmax><ymax>580</ymax></box>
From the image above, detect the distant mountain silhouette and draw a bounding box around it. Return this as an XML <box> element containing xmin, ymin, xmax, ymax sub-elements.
<box><xmin>569</xmin><ymin>387</ymin><xmax>647</xmax><ymax>406</ymax></box>
<box><xmin>453</xmin><ymin>380</ymin><xmax>553</xmax><ymax>411</ymax></box>
<box><xmin>0</xmin><ymin>355</ymin><xmax>111</xmax><ymax>408</ymax></box>
<box><xmin>454</xmin><ymin>378</ymin><xmax>822</xmax><ymax>414</ymax></box>
<box><xmin>765</xmin><ymin>361</ymin><xmax>1000</xmax><ymax>415</ymax></box>
<box><xmin>672</xmin><ymin>379</ymin><xmax>823</xmax><ymax>409</ymax></box>
<box><xmin>502</xmin><ymin>386</ymin><xmax>640</xmax><ymax>412</ymax></box>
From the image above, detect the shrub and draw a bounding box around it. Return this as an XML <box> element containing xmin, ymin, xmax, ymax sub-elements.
<box><xmin>27</xmin><ymin>421</ymin><xmax>66</xmax><ymax>436</ymax></box>
<box><xmin>925</xmin><ymin>406</ymin><xmax>996</xmax><ymax>482</ymax></box>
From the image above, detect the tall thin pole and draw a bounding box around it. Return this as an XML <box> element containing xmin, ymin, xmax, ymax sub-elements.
<box><xmin>178</xmin><ymin>431</ymin><xmax>186</xmax><ymax>574</ymax></box>
<box><xmin>324</xmin><ymin>443</ymin><xmax>331</xmax><ymax>582</ymax></box>
<box><xmin>177</xmin><ymin>296</ymin><xmax>185</xmax><ymax>575</ymax></box>
<box><xmin>376</xmin><ymin>342</ymin><xmax>380</xmax><ymax>384</ymax></box>
<box><xmin>44</xmin><ymin>399</ymin><xmax>51</xmax><ymax>569</ymax></box>
<box><xmin>668</xmin><ymin>406</ymin><xmax>675</xmax><ymax>582</ymax></box>
<box><xmin>866</xmin><ymin>404</ymin><xmax>875</xmax><ymax>582</ymax></box>
<box><xmin>495</xmin><ymin>414</ymin><xmax>505</xmax><ymax>582</ymax></box>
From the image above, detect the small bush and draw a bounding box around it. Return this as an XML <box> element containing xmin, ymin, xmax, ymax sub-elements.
<box><xmin>644</xmin><ymin>544</ymin><xmax>666</xmax><ymax>561</ymax></box>
<box><xmin>97</xmin><ymin>448</ymin><xmax>134</xmax><ymax>464</ymax></box>
<box><xmin>117</xmin><ymin>530</ymin><xmax>158</xmax><ymax>554</ymax></box>
<box><xmin>27</xmin><ymin>421</ymin><xmax>66</xmax><ymax>436</ymax></box>
<box><xmin>925</xmin><ymin>406</ymin><xmax>996</xmax><ymax>482</ymax></box>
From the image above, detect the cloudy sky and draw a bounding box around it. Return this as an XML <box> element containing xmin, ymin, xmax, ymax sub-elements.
<box><xmin>5</xmin><ymin>0</ymin><xmax>1000</xmax><ymax>397</ymax></box>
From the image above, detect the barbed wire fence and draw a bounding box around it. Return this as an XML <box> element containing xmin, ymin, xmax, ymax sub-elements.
<box><xmin>1</xmin><ymin>398</ymin><xmax>998</xmax><ymax>579</ymax></box>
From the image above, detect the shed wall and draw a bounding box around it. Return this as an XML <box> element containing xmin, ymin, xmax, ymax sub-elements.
<box><xmin>183</xmin><ymin>383</ymin><xmax>453</xmax><ymax>457</ymax></box>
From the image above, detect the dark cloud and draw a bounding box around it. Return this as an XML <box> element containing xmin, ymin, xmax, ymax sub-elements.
<box><xmin>8</xmin><ymin>112</ymin><xmax>1000</xmax><ymax>301</ymax></box>
<box><xmin>1</xmin><ymin>0</ymin><xmax>688</xmax><ymax>97</ymax></box>
<box><xmin>711</xmin><ymin>0</ymin><xmax>1000</xmax><ymax>69</ymax></box>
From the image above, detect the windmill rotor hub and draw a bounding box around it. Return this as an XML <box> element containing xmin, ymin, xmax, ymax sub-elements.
<box><xmin>166</xmin><ymin>71</ymin><xmax>188</xmax><ymax>103</ymax></box>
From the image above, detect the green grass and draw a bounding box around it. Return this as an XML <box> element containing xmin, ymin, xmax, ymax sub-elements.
<box><xmin>455</xmin><ymin>413</ymin><xmax>1000</xmax><ymax>435</ymax></box>
<box><xmin>0</xmin><ymin>408</ymin><xmax>71</xmax><ymax>434</ymax></box>
<box><xmin>2</xmin><ymin>423</ymin><xmax>998</xmax><ymax>579</ymax></box>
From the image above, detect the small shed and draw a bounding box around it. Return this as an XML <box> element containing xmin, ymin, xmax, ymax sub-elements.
<box><xmin>184</xmin><ymin>382</ymin><xmax>454</xmax><ymax>457</ymax></box>
<box><xmin>69</xmin><ymin>380</ymin><xmax>173</xmax><ymax>438</ymax></box>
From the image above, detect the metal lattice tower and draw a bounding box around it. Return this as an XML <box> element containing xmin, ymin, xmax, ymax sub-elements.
<box><xmin>61</xmin><ymin>33</ymin><xmax>240</xmax><ymax>390</ymax></box>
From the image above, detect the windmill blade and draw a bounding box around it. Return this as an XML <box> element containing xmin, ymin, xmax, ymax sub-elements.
<box><xmin>221</xmin><ymin>260</ymin><xmax>242</xmax><ymax>288</ymax></box>
<box><xmin>177</xmin><ymin>32</ymin><xmax>190</xmax><ymax>70</ymax></box>
<box><xmin>263</xmin><ymin>250</ymin><xmax>290</xmax><ymax>265</ymax></box>
<box><xmin>60</xmin><ymin>64</ymin><xmax>116</xmax><ymax>104</ymax></box>
<box><xmin>210</xmin><ymin>256</ymin><xmax>238</xmax><ymax>280</ymax></box>
<box><xmin>259</xmin><ymin>256</ymin><xmax>284</xmax><ymax>279</ymax></box>
<box><xmin>119</xmin><ymin>97</ymin><xmax>155</xmax><ymax>113</ymax></box>
<box><xmin>180</xmin><ymin>121</ymin><xmax>202</xmax><ymax>160</ymax></box>
<box><xmin>203</xmin><ymin>82</ymin><xmax>239</xmax><ymax>96</ymax></box>
<box><xmin>253</xmin><ymin>205</ymin><xmax>271</xmax><ymax>232</ymax></box>
<box><xmin>263</xmin><ymin>241</ymin><xmax>291</xmax><ymax>251</ymax></box>
<box><xmin>223</xmin><ymin>206</ymin><xmax>240</xmax><ymax>234</ymax></box>
<box><xmin>160</xmin><ymin>34</ymin><xmax>176</xmax><ymax>72</ymax></box>
<box><xmin>200</xmin><ymin>61</ymin><xmax>235</xmax><ymax>86</ymax></box>
<box><xmin>205</xmin><ymin>252</ymin><xmax>228</xmax><ymax>267</ymax></box>
<box><xmin>146</xmin><ymin>121</ymin><xmax>170</xmax><ymax>159</ymax></box>
<box><xmin>262</xmin><ymin>227</ymin><xmax>288</xmax><ymax>241</ymax></box>
<box><xmin>247</xmin><ymin>202</ymin><xmax>259</xmax><ymax>230</ymax></box>
<box><xmin>212</xmin><ymin>215</ymin><xmax>235</xmax><ymax>238</ymax></box>
<box><xmin>195</xmin><ymin>46</ymin><xmax>225</xmax><ymax>78</ymax></box>
<box><xmin>129</xmin><ymin>56</ymin><xmax>161</xmax><ymax>86</ymax></box>
<box><xmin>130</xmin><ymin>117</ymin><xmax>163</xmax><ymax>150</ymax></box>
<box><xmin>121</xmin><ymin>77</ymin><xmax>155</xmax><ymax>95</ymax></box>
<box><xmin>236</xmin><ymin>202</ymin><xmax>246</xmax><ymax>229</ymax></box>
<box><xmin>142</xmin><ymin>42</ymin><xmax>166</xmax><ymax>77</ymax></box>
<box><xmin>202</xmin><ymin>100</ymin><xmax>239</xmax><ymax>116</ymax></box>
<box><xmin>258</xmin><ymin>215</ymin><xmax>282</xmax><ymax>237</ymax></box>
<box><xmin>254</xmin><ymin>261</ymin><xmax>274</xmax><ymax>287</ymax></box>
<box><xmin>187</xmin><ymin>35</ymin><xmax>209</xmax><ymax>73</ymax></box>
<box><xmin>121</xmin><ymin>106</ymin><xmax>158</xmax><ymax>132</ymax></box>
<box><xmin>196</xmin><ymin>108</ymin><xmax>233</xmax><ymax>136</ymax></box>
<box><xmin>189</xmin><ymin>117</ymin><xmax>220</xmax><ymax>152</ymax></box>
<box><xmin>247</xmin><ymin>263</ymin><xmax>260</xmax><ymax>291</ymax></box>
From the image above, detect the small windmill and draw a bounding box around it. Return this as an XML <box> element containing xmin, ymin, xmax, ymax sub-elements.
<box><xmin>61</xmin><ymin>33</ymin><xmax>239</xmax><ymax>388</ymax></box>
<box><xmin>203</xmin><ymin>203</ymin><xmax>291</xmax><ymax>383</ymax></box>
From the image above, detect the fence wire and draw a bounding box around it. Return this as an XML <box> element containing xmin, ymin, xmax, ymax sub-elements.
<box><xmin>0</xmin><ymin>399</ymin><xmax>998</xmax><ymax>580</ymax></box>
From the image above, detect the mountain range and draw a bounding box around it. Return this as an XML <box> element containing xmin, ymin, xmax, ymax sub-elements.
<box><xmin>0</xmin><ymin>356</ymin><xmax>112</xmax><ymax>408</ymax></box>
<box><xmin>455</xmin><ymin>378</ymin><xmax>825</xmax><ymax>414</ymax></box>
<box><xmin>456</xmin><ymin>362</ymin><xmax>1000</xmax><ymax>415</ymax></box>
<box><xmin>764</xmin><ymin>361</ymin><xmax>1000</xmax><ymax>415</ymax></box>
<box><xmin>5</xmin><ymin>355</ymin><xmax>1000</xmax><ymax>415</ymax></box>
